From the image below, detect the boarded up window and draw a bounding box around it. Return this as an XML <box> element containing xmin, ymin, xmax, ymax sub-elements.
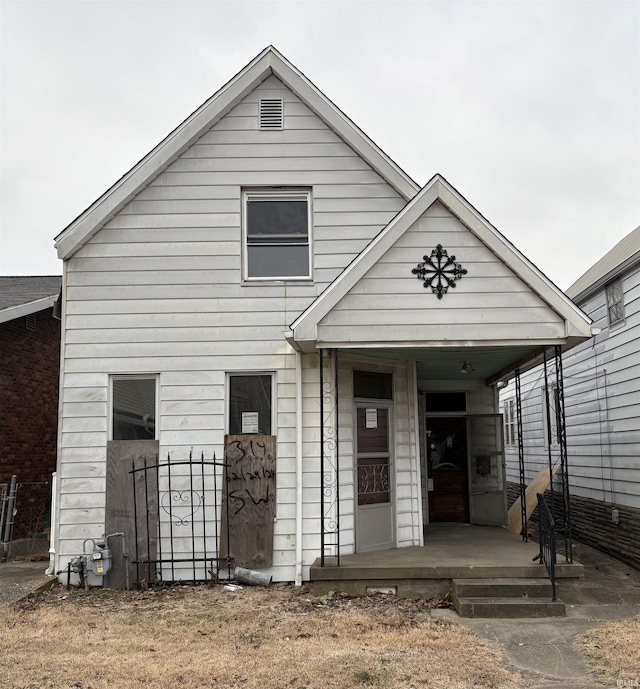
<box><xmin>222</xmin><ymin>435</ymin><xmax>276</xmax><ymax>569</ymax></box>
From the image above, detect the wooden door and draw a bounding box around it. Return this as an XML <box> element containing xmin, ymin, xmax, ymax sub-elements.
<box><xmin>426</xmin><ymin>416</ymin><xmax>469</xmax><ymax>522</ymax></box>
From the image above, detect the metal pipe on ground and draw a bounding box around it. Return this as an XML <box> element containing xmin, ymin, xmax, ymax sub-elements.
<box><xmin>233</xmin><ymin>567</ymin><xmax>272</xmax><ymax>587</ymax></box>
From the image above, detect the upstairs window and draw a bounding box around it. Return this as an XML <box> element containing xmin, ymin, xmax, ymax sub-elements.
<box><xmin>605</xmin><ymin>278</ymin><xmax>624</xmax><ymax>326</ymax></box>
<box><xmin>243</xmin><ymin>190</ymin><xmax>311</xmax><ymax>280</ymax></box>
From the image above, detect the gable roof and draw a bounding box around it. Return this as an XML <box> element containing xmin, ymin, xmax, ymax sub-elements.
<box><xmin>0</xmin><ymin>276</ymin><xmax>62</xmax><ymax>324</ymax></box>
<box><xmin>566</xmin><ymin>225</ymin><xmax>640</xmax><ymax>302</ymax></box>
<box><xmin>54</xmin><ymin>46</ymin><xmax>419</xmax><ymax>260</ymax></box>
<box><xmin>288</xmin><ymin>174</ymin><xmax>592</xmax><ymax>345</ymax></box>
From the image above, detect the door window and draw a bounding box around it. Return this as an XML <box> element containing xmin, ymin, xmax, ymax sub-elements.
<box><xmin>356</xmin><ymin>407</ymin><xmax>390</xmax><ymax>505</ymax></box>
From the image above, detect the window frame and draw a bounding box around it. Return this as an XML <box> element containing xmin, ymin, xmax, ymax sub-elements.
<box><xmin>242</xmin><ymin>188</ymin><xmax>312</xmax><ymax>282</ymax></box>
<box><xmin>605</xmin><ymin>277</ymin><xmax>625</xmax><ymax>327</ymax></box>
<box><xmin>110</xmin><ymin>374</ymin><xmax>159</xmax><ymax>441</ymax></box>
<box><xmin>226</xmin><ymin>372</ymin><xmax>276</xmax><ymax>436</ymax></box>
<box><xmin>503</xmin><ymin>397</ymin><xmax>517</xmax><ymax>448</ymax></box>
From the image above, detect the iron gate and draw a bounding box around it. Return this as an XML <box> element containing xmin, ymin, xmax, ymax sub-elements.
<box><xmin>130</xmin><ymin>452</ymin><xmax>232</xmax><ymax>586</ymax></box>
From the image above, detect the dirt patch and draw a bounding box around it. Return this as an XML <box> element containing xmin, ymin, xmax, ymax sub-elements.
<box><xmin>576</xmin><ymin>614</ymin><xmax>640</xmax><ymax>683</ymax></box>
<box><xmin>1</xmin><ymin>583</ymin><xmax>525</xmax><ymax>689</ymax></box>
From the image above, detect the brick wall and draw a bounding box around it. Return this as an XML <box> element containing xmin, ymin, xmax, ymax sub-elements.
<box><xmin>507</xmin><ymin>481</ymin><xmax>640</xmax><ymax>570</ymax></box>
<box><xmin>0</xmin><ymin>308</ymin><xmax>60</xmax><ymax>537</ymax></box>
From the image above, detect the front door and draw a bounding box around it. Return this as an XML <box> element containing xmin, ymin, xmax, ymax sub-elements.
<box><xmin>355</xmin><ymin>404</ymin><xmax>394</xmax><ymax>552</ymax></box>
<box><xmin>426</xmin><ymin>416</ymin><xmax>469</xmax><ymax>522</ymax></box>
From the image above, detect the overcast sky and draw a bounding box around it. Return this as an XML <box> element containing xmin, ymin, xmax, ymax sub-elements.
<box><xmin>1</xmin><ymin>0</ymin><xmax>638</xmax><ymax>290</ymax></box>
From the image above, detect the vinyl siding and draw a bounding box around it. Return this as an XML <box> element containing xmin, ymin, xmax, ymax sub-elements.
<box><xmin>317</xmin><ymin>202</ymin><xmax>567</xmax><ymax>345</ymax></box>
<box><xmin>57</xmin><ymin>75</ymin><xmax>406</xmax><ymax>580</ymax></box>
<box><xmin>503</xmin><ymin>260</ymin><xmax>640</xmax><ymax>509</ymax></box>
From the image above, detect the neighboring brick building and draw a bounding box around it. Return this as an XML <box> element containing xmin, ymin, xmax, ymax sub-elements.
<box><xmin>1</xmin><ymin>276</ymin><xmax>61</xmax><ymax>538</ymax></box>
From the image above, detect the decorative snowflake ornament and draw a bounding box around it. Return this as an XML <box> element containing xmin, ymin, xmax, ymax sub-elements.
<box><xmin>412</xmin><ymin>244</ymin><xmax>467</xmax><ymax>299</ymax></box>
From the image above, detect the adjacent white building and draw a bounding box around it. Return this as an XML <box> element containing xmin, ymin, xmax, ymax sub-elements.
<box><xmin>501</xmin><ymin>226</ymin><xmax>640</xmax><ymax>568</ymax></box>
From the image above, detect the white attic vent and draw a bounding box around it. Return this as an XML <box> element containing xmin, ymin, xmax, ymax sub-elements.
<box><xmin>259</xmin><ymin>98</ymin><xmax>284</xmax><ymax>130</ymax></box>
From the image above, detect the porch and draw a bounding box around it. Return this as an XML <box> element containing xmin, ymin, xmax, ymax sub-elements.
<box><xmin>310</xmin><ymin>524</ymin><xmax>583</xmax><ymax>607</ymax></box>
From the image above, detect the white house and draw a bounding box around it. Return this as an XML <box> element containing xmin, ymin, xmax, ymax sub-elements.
<box><xmin>52</xmin><ymin>47</ymin><xmax>592</xmax><ymax>588</ymax></box>
<box><xmin>501</xmin><ymin>226</ymin><xmax>640</xmax><ymax>569</ymax></box>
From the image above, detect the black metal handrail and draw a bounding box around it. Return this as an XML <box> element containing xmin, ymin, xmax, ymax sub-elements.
<box><xmin>533</xmin><ymin>492</ymin><xmax>557</xmax><ymax>601</ymax></box>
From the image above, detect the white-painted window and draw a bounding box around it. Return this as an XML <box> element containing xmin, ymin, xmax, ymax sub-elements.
<box><xmin>503</xmin><ymin>398</ymin><xmax>517</xmax><ymax>448</ymax></box>
<box><xmin>605</xmin><ymin>278</ymin><xmax>624</xmax><ymax>326</ymax></box>
<box><xmin>243</xmin><ymin>190</ymin><xmax>311</xmax><ymax>280</ymax></box>
<box><xmin>227</xmin><ymin>373</ymin><xmax>274</xmax><ymax>435</ymax></box>
<box><xmin>542</xmin><ymin>383</ymin><xmax>559</xmax><ymax>448</ymax></box>
<box><xmin>111</xmin><ymin>375</ymin><xmax>157</xmax><ymax>440</ymax></box>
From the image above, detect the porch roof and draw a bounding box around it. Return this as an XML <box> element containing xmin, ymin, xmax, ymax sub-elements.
<box><xmin>287</xmin><ymin>176</ymin><xmax>592</xmax><ymax>382</ymax></box>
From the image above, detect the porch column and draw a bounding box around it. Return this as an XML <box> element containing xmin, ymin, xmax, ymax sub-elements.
<box><xmin>554</xmin><ymin>345</ymin><xmax>573</xmax><ymax>563</ymax></box>
<box><xmin>515</xmin><ymin>368</ymin><xmax>527</xmax><ymax>541</ymax></box>
<box><xmin>319</xmin><ymin>348</ymin><xmax>340</xmax><ymax>566</ymax></box>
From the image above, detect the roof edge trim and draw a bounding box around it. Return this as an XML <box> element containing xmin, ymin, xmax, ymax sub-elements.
<box><xmin>54</xmin><ymin>46</ymin><xmax>419</xmax><ymax>260</ymax></box>
<box><xmin>0</xmin><ymin>295</ymin><xmax>59</xmax><ymax>324</ymax></box>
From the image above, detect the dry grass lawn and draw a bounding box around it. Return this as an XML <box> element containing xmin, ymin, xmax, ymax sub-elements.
<box><xmin>577</xmin><ymin>614</ymin><xmax>640</xmax><ymax>683</ymax></box>
<box><xmin>0</xmin><ymin>583</ymin><xmax>525</xmax><ymax>689</ymax></box>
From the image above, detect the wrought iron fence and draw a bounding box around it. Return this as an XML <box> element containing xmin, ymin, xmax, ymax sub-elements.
<box><xmin>130</xmin><ymin>452</ymin><xmax>232</xmax><ymax>586</ymax></box>
<box><xmin>534</xmin><ymin>492</ymin><xmax>557</xmax><ymax>601</ymax></box>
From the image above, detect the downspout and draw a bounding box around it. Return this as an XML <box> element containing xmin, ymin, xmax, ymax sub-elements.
<box><xmin>45</xmin><ymin>472</ymin><xmax>57</xmax><ymax>575</ymax></box>
<box><xmin>294</xmin><ymin>349</ymin><xmax>303</xmax><ymax>586</ymax></box>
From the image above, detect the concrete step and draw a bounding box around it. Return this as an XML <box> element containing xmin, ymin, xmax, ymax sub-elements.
<box><xmin>451</xmin><ymin>577</ymin><xmax>555</xmax><ymax>599</ymax></box>
<box><xmin>453</xmin><ymin>595</ymin><xmax>566</xmax><ymax>618</ymax></box>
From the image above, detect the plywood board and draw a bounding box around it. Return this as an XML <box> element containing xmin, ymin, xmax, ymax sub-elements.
<box><xmin>105</xmin><ymin>440</ymin><xmax>159</xmax><ymax>588</ymax></box>
<box><xmin>507</xmin><ymin>462</ymin><xmax>560</xmax><ymax>534</ymax></box>
<box><xmin>222</xmin><ymin>435</ymin><xmax>276</xmax><ymax>569</ymax></box>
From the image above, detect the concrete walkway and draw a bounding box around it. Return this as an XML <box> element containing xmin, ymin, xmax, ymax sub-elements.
<box><xmin>434</xmin><ymin>541</ymin><xmax>640</xmax><ymax>688</ymax></box>
<box><xmin>0</xmin><ymin>538</ymin><xmax>54</xmax><ymax>610</ymax></box>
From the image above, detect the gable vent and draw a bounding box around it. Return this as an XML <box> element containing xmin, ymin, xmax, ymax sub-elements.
<box><xmin>259</xmin><ymin>98</ymin><xmax>284</xmax><ymax>130</ymax></box>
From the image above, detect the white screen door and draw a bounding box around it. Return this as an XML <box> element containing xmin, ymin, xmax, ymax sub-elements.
<box><xmin>355</xmin><ymin>404</ymin><xmax>394</xmax><ymax>552</ymax></box>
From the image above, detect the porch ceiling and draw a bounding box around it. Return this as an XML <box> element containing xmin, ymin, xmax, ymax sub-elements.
<box><xmin>351</xmin><ymin>345</ymin><xmax>542</xmax><ymax>382</ymax></box>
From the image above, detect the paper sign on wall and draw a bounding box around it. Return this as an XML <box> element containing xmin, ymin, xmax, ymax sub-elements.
<box><xmin>241</xmin><ymin>411</ymin><xmax>259</xmax><ymax>434</ymax></box>
<box><xmin>365</xmin><ymin>408</ymin><xmax>378</xmax><ymax>429</ymax></box>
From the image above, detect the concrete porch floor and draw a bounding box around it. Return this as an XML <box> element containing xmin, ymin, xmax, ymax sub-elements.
<box><xmin>309</xmin><ymin>524</ymin><xmax>583</xmax><ymax>598</ymax></box>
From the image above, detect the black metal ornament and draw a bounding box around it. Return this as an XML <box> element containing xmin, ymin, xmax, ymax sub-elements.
<box><xmin>412</xmin><ymin>244</ymin><xmax>467</xmax><ymax>299</ymax></box>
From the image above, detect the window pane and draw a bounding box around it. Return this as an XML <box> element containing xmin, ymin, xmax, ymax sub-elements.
<box><xmin>606</xmin><ymin>280</ymin><xmax>624</xmax><ymax>324</ymax></box>
<box><xmin>247</xmin><ymin>245</ymin><xmax>309</xmax><ymax>278</ymax></box>
<box><xmin>353</xmin><ymin>370</ymin><xmax>393</xmax><ymax>399</ymax></box>
<box><xmin>356</xmin><ymin>408</ymin><xmax>389</xmax><ymax>453</ymax></box>
<box><xmin>247</xmin><ymin>200</ymin><xmax>308</xmax><ymax>238</ymax></box>
<box><xmin>424</xmin><ymin>392</ymin><xmax>466</xmax><ymax>412</ymax></box>
<box><xmin>609</xmin><ymin>302</ymin><xmax>624</xmax><ymax>324</ymax></box>
<box><xmin>229</xmin><ymin>375</ymin><xmax>272</xmax><ymax>435</ymax></box>
<box><xmin>606</xmin><ymin>280</ymin><xmax>622</xmax><ymax>307</ymax></box>
<box><xmin>113</xmin><ymin>378</ymin><xmax>156</xmax><ymax>440</ymax></box>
